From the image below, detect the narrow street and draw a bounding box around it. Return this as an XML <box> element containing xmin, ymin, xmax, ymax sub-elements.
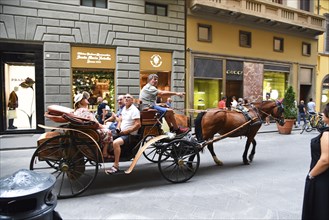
<box><xmin>0</xmin><ymin>127</ymin><xmax>317</xmax><ymax>219</ymax></box>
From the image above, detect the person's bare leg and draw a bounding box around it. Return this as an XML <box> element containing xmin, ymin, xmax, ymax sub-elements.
<box><xmin>112</xmin><ymin>138</ymin><xmax>123</xmax><ymax>168</ymax></box>
<box><xmin>164</xmin><ymin>110</ymin><xmax>178</xmax><ymax>130</ymax></box>
<box><xmin>102</xmin><ymin>143</ymin><xmax>109</xmax><ymax>158</ymax></box>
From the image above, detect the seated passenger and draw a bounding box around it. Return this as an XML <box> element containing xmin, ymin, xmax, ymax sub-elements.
<box><xmin>139</xmin><ymin>74</ymin><xmax>188</xmax><ymax>134</ymax></box>
<box><xmin>73</xmin><ymin>91</ymin><xmax>113</xmax><ymax>159</ymax></box>
<box><xmin>104</xmin><ymin>95</ymin><xmax>125</xmax><ymax>131</ymax></box>
<box><xmin>105</xmin><ymin>94</ymin><xmax>141</xmax><ymax>174</ymax></box>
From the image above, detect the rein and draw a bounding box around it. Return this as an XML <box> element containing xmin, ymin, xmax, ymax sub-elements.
<box><xmin>201</xmin><ymin>117</ymin><xmax>258</xmax><ymax>147</ymax></box>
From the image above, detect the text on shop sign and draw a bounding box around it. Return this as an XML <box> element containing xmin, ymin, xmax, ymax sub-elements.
<box><xmin>76</xmin><ymin>52</ymin><xmax>112</xmax><ymax>64</ymax></box>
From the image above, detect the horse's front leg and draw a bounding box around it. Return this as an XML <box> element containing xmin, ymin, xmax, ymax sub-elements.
<box><xmin>207</xmin><ymin>143</ymin><xmax>223</xmax><ymax>166</ymax></box>
<box><xmin>242</xmin><ymin>139</ymin><xmax>252</xmax><ymax>165</ymax></box>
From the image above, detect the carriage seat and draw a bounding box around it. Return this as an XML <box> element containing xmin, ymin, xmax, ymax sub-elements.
<box><xmin>140</xmin><ymin>109</ymin><xmax>161</xmax><ymax>126</ymax></box>
<box><xmin>45</xmin><ymin>105</ymin><xmax>74</xmax><ymax>123</ymax></box>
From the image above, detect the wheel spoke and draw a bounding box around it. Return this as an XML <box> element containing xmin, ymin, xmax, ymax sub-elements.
<box><xmin>158</xmin><ymin>140</ymin><xmax>200</xmax><ymax>183</ymax></box>
<box><xmin>30</xmin><ymin>135</ymin><xmax>99</xmax><ymax>199</ymax></box>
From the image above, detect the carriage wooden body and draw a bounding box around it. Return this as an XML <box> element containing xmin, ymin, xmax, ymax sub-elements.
<box><xmin>29</xmin><ymin>105</ymin><xmax>200</xmax><ymax>199</ymax></box>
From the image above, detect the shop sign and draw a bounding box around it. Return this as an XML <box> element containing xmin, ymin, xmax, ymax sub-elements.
<box><xmin>71</xmin><ymin>47</ymin><xmax>116</xmax><ymax>69</ymax></box>
<box><xmin>226</xmin><ymin>70</ymin><xmax>243</xmax><ymax>75</ymax></box>
<box><xmin>140</xmin><ymin>51</ymin><xmax>172</xmax><ymax>71</ymax></box>
<box><xmin>76</xmin><ymin>52</ymin><xmax>111</xmax><ymax>64</ymax></box>
<box><xmin>226</xmin><ymin>60</ymin><xmax>243</xmax><ymax>81</ymax></box>
<box><xmin>150</xmin><ymin>54</ymin><xmax>163</xmax><ymax>68</ymax></box>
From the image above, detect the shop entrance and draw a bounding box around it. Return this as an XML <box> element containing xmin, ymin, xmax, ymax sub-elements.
<box><xmin>226</xmin><ymin>80</ymin><xmax>243</xmax><ymax>107</ymax></box>
<box><xmin>140</xmin><ymin>71</ymin><xmax>171</xmax><ymax>103</ymax></box>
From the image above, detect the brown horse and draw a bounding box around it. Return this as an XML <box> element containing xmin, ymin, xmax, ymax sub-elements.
<box><xmin>194</xmin><ymin>100</ymin><xmax>284</xmax><ymax>165</ymax></box>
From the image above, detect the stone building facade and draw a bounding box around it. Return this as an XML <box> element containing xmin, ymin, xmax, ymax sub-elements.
<box><xmin>0</xmin><ymin>0</ymin><xmax>186</xmax><ymax>134</ymax></box>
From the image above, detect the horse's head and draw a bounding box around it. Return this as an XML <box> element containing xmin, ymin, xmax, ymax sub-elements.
<box><xmin>255</xmin><ymin>100</ymin><xmax>285</xmax><ymax>126</ymax></box>
<box><xmin>273</xmin><ymin>100</ymin><xmax>285</xmax><ymax>126</ymax></box>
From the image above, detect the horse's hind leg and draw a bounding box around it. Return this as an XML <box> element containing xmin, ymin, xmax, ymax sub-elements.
<box><xmin>207</xmin><ymin>143</ymin><xmax>223</xmax><ymax>166</ymax></box>
<box><xmin>248</xmin><ymin>139</ymin><xmax>256</xmax><ymax>162</ymax></box>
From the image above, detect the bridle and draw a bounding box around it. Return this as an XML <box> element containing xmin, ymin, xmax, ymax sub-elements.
<box><xmin>256</xmin><ymin>101</ymin><xmax>285</xmax><ymax>126</ymax></box>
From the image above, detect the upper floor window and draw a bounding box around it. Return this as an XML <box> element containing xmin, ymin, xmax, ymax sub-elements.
<box><xmin>145</xmin><ymin>2</ymin><xmax>167</xmax><ymax>16</ymax></box>
<box><xmin>271</xmin><ymin>0</ymin><xmax>282</xmax><ymax>4</ymax></box>
<box><xmin>273</xmin><ymin>37</ymin><xmax>284</xmax><ymax>52</ymax></box>
<box><xmin>198</xmin><ymin>24</ymin><xmax>212</xmax><ymax>42</ymax></box>
<box><xmin>239</xmin><ymin>31</ymin><xmax>251</xmax><ymax>48</ymax></box>
<box><xmin>302</xmin><ymin>42</ymin><xmax>311</xmax><ymax>56</ymax></box>
<box><xmin>81</xmin><ymin>0</ymin><xmax>107</xmax><ymax>8</ymax></box>
<box><xmin>300</xmin><ymin>0</ymin><xmax>310</xmax><ymax>12</ymax></box>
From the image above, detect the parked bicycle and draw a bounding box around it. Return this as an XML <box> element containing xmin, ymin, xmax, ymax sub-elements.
<box><xmin>300</xmin><ymin>112</ymin><xmax>326</xmax><ymax>134</ymax></box>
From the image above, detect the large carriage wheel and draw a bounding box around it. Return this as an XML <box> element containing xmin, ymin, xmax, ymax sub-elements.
<box><xmin>142</xmin><ymin>135</ymin><xmax>170</xmax><ymax>163</ymax></box>
<box><xmin>30</xmin><ymin>134</ymin><xmax>99</xmax><ymax>199</ymax></box>
<box><xmin>158</xmin><ymin>140</ymin><xmax>200</xmax><ymax>183</ymax></box>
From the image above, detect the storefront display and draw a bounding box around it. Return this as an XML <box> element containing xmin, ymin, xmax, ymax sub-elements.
<box><xmin>71</xmin><ymin>47</ymin><xmax>116</xmax><ymax>111</ymax></box>
<box><xmin>194</xmin><ymin>79</ymin><xmax>221</xmax><ymax>110</ymax></box>
<box><xmin>5</xmin><ymin>65</ymin><xmax>36</xmax><ymax>130</ymax></box>
<box><xmin>263</xmin><ymin>72</ymin><xmax>287</xmax><ymax>100</ymax></box>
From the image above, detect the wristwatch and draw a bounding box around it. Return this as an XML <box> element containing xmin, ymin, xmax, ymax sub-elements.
<box><xmin>308</xmin><ymin>173</ymin><xmax>314</xmax><ymax>180</ymax></box>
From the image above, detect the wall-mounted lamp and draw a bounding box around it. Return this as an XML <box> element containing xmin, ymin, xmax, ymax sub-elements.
<box><xmin>173</xmin><ymin>59</ymin><xmax>178</xmax><ymax>65</ymax></box>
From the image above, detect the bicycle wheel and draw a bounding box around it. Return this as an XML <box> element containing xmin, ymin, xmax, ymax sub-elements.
<box><xmin>305</xmin><ymin>122</ymin><xmax>313</xmax><ymax>132</ymax></box>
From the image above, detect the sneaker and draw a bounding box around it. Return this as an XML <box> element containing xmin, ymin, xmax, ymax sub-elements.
<box><xmin>175</xmin><ymin>127</ymin><xmax>189</xmax><ymax>134</ymax></box>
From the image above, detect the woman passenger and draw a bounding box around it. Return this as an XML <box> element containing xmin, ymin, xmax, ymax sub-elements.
<box><xmin>74</xmin><ymin>91</ymin><xmax>113</xmax><ymax>159</ymax></box>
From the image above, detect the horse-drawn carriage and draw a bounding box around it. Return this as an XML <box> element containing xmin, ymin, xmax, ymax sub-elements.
<box><xmin>29</xmin><ymin>100</ymin><xmax>284</xmax><ymax>199</ymax></box>
<box><xmin>29</xmin><ymin>105</ymin><xmax>200</xmax><ymax>199</ymax></box>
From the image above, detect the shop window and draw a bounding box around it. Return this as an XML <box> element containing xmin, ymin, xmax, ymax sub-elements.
<box><xmin>145</xmin><ymin>2</ymin><xmax>167</xmax><ymax>16</ymax></box>
<box><xmin>239</xmin><ymin>31</ymin><xmax>251</xmax><ymax>48</ymax></box>
<box><xmin>273</xmin><ymin>37</ymin><xmax>284</xmax><ymax>52</ymax></box>
<box><xmin>198</xmin><ymin>24</ymin><xmax>212</xmax><ymax>42</ymax></box>
<box><xmin>263</xmin><ymin>72</ymin><xmax>287</xmax><ymax>100</ymax></box>
<box><xmin>302</xmin><ymin>42</ymin><xmax>311</xmax><ymax>56</ymax></box>
<box><xmin>194</xmin><ymin>79</ymin><xmax>222</xmax><ymax>111</ymax></box>
<box><xmin>5</xmin><ymin>64</ymin><xmax>37</xmax><ymax>130</ymax></box>
<box><xmin>73</xmin><ymin>69</ymin><xmax>114</xmax><ymax>111</ymax></box>
<box><xmin>80</xmin><ymin>0</ymin><xmax>107</xmax><ymax>8</ymax></box>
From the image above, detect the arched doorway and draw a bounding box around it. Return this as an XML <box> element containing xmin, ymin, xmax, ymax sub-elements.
<box><xmin>320</xmin><ymin>75</ymin><xmax>329</xmax><ymax>111</ymax></box>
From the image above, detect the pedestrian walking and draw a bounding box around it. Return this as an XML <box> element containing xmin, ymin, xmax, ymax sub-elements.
<box><xmin>307</xmin><ymin>98</ymin><xmax>316</xmax><ymax>115</ymax></box>
<box><xmin>297</xmin><ymin>100</ymin><xmax>307</xmax><ymax>127</ymax></box>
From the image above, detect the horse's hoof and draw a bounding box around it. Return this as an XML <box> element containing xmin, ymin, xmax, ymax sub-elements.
<box><xmin>213</xmin><ymin>156</ymin><xmax>224</xmax><ymax>166</ymax></box>
<box><xmin>248</xmin><ymin>154</ymin><xmax>254</xmax><ymax>162</ymax></box>
<box><xmin>243</xmin><ymin>160</ymin><xmax>250</xmax><ymax>165</ymax></box>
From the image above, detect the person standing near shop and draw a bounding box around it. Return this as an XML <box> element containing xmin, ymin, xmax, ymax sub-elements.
<box><xmin>307</xmin><ymin>98</ymin><xmax>316</xmax><ymax>116</ymax></box>
<box><xmin>8</xmin><ymin>86</ymin><xmax>19</xmax><ymax>129</ymax></box>
<box><xmin>297</xmin><ymin>100</ymin><xmax>307</xmax><ymax>127</ymax></box>
<box><xmin>302</xmin><ymin>102</ymin><xmax>329</xmax><ymax>220</ymax></box>
<box><xmin>218</xmin><ymin>96</ymin><xmax>227</xmax><ymax>110</ymax></box>
<box><xmin>231</xmin><ymin>96</ymin><xmax>238</xmax><ymax>108</ymax></box>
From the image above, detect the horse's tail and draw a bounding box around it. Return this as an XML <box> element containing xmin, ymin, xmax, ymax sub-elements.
<box><xmin>194</xmin><ymin>112</ymin><xmax>205</xmax><ymax>142</ymax></box>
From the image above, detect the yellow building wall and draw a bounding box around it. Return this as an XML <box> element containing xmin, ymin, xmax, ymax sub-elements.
<box><xmin>187</xmin><ymin>16</ymin><xmax>318</xmax><ymax>65</ymax></box>
<box><xmin>186</xmin><ymin>15</ymin><xmax>320</xmax><ymax>108</ymax></box>
<box><xmin>315</xmin><ymin>0</ymin><xmax>329</xmax><ymax>111</ymax></box>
